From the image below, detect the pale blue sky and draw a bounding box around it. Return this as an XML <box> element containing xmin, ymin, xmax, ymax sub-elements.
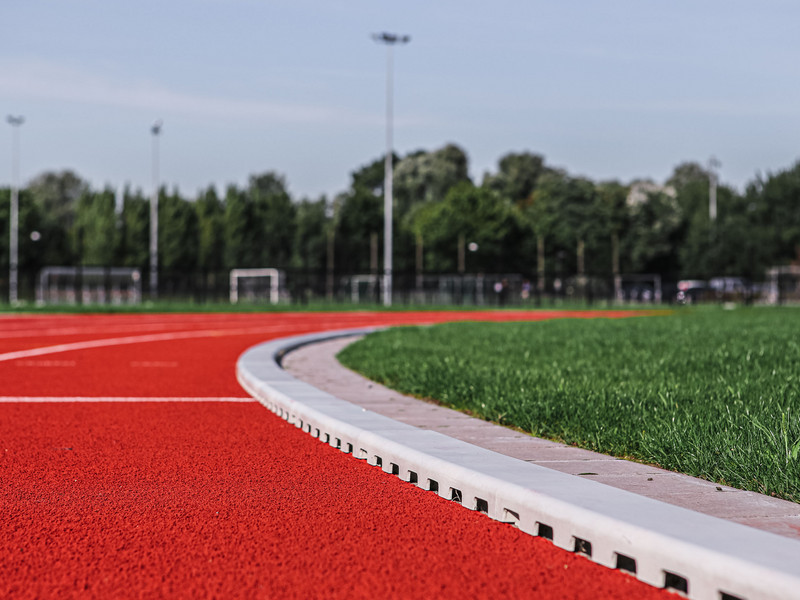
<box><xmin>3</xmin><ymin>0</ymin><xmax>799</xmax><ymax>199</ymax></box>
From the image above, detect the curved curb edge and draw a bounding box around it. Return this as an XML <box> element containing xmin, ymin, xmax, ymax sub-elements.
<box><xmin>237</xmin><ymin>327</ymin><xmax>800</xmax><ymax>600</ymax></box>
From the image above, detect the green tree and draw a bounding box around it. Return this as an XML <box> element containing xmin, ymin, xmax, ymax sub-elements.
<box><xmin>332</xmin><ymin>157</ymin><xmax>389</xmax><ymax>275</ymax></box>
<box><xmin>622</xmin><ymin>189</ymin><xmax>682</xmax><ymax>276</ymax></box>
<box><xmin>483</xmin><ymin>151</ymin><xmax>548</xmax><ymax>206</ymax></box>
<box><xmin>393</xmin><ymin>144</ymin><xmax>471</xmax><ymax>273</ymax></box>
<box><xmin>27</xmin><ymin>170</ymin><xmax>88</xmax><ymax>230</ymax></box>
<box><xmin>159</xmin><ymin>188</ymin><xmax>198</xmax><ymax>271</ymax></box>
<box><xmin>711</xmin><ymin>192</ymin><xmax>769</xmax><ymax>279</ymax></box>
<box><xmin>290</xmin><ymin>196</ymin><xmax>330</xmax><ymax>300</ymax></box>
<box><xmin>596</xmin><ymin>181</ymin><xmax>630</xmax><ymax>295</ymax></box>
<box><xmin>413</xmin><ymin>182</ymin><xmax>525</xmax><ymax>273</ymax></box>
<box><xmin>528</xmin><ymin>171</ymin><xmax>605</xmax><ymax>277</ymax></box>
<box><xmin>248</xmin><ymin>172</ymin><xmax>296</xmax><ymax>267</ymax></box>
<box><xmin>677</xmin><ymin>184</ymin><xmax>743</xmax><ymax>278</ymax></box>
<box><xmin>119</xmin><ymin>188</ymin><xmax>150</xmax><ymax>269</ymax></box>
<box><xmin>72</xmin><ymin>188</ymin><xmax>119</xmax><ymax>266</ymax></box>
<box><xmin>744</xmin><ymin>162</ymin><xmax>800</xmax><ymax>268</ymax></box>
<box><xmin>334</xmin><ymin>188</ymin><xmax>383</xmax><ymax>274</ymax></box>
<box><xmin>351</xmin><ymin>154</ymin><xmax>394</xmax><ymax>194</ymax></box>
<box><xmin>0</xmin><ymin>188</ymin><xmax>46</xmax><ymax>295</ymax></box>
<box><xmin>520</xmin><ymin>172</ymin><xmax>562</xmax><ymax>291</ymax></box>
<box><xmin>663</xmin><ymin>161</ymin><xmax>762</xmax><ymax>279</ymax></box>
<box><xmin>393</xmin><ymin>144</ymin><xmax>470</xmax><ymax>215</ymax></box>
<box><xmin>26</xmin><ymin>170</ymin><xmax>88</xmax><ymax>266</ymax></box>
<box><xmin>292</xmin><ymin>197</ymin><xmax>328</xmax><ymax>272</ymax></box>
<box><xmin>195</xmin><ymin>185</ymin><xmax>225</xmax><ymax>271</ymax></box>
<box><xmin>667</xmin><ymin>161</ymin><xmax>710</xmax><ymax>192</ymax></box>
<box><xmin>223</xmin><ymin>185</ymin><xmax>257</xmax><ymax>269</ymax></box>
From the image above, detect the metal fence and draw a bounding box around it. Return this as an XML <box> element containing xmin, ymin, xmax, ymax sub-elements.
<box><xmin>0</xmin><ymin>265</ymin><xmax>791</xmax><ymax>307</ymax></box>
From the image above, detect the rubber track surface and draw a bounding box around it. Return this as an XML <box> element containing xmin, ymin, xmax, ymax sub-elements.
<box><xmin>0</xmin><ymin>312</ymin><xmax>670</xmax><ymax>599</ymax></box>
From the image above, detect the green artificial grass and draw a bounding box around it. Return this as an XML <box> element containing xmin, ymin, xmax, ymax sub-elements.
<box><xmin>338</xmin><ymin>308</ymin><xmax>800</xmax><ymax>502</ymax></box>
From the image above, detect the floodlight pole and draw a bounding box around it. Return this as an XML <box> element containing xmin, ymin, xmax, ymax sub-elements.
<box><xmin>7</xmin><ymin>115</ymin><xmax>24</xmax><ymax>305</ymax></box>
<box><xmin>149</xmin><ymin>120</ymin><xmax>162</xmax><ymax>300</ymax></box>
<box><xmin>373</xmin><ymin>32</ymin><xmax>410</xmax><ymax>307</ymax></box>
<box><xmin>708</xmin><ymin>156</ymin><xmax>721</xmax><ymax>222</ymax></box>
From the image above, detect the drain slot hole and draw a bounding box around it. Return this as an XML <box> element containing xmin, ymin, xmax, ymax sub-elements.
<box><xmin>573</xmin><ymin>537</ymin><xmax>592</xmax><ymax>557</ymax></box>
<box><xmin>450</xmin><ymin>488</ymin><xmax>462</xmax><ymax>503</ymax></box>
<box><xmin>536</xmin><ymin>523</ymin><xmax>553</xmax><ymax>540</ymax></box>
<box><xmin>664</xmin><ymin>572</ymin><xmax>688</xmax><ymax>595</ymax></box>
<box><xmin>427</xmin><ymin>479</ymin><xmax>439</xmax><ymax>493</ymax></box>
<box><xmin>475</xmin><ymin>498</ymin><xmax>489</xmax><ymax>513</ymax></box>
<box><xmin>614</xmin><ymin>553</ymin><xmax>637</xmax><ymax>574</ymax></box>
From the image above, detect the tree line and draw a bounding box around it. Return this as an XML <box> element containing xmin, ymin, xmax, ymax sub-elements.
<box><xmin>1</xmin><ymin>144</ymin><xmax>799</xmax><ymax>293</ymax></box>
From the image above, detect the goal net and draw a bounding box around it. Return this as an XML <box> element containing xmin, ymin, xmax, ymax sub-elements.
<box><xmin>36</xmin><ymin>267</ymin><xmax>142</xmax><ymax>306</ymax></box>
<box><xmin>346</xmin><ymin>274</ymin><xmax>380</xmax><ymax>303</ymax></box>
<box><xmin>618</xmin><ymin>273</ymin><xmax>662</xmax><ymax>303</ymax></box>
<box><xmin>229</xmin><ymin>268</ymin><xmax>284</xmax><ymax>304</ymax></box>
<box><xmin>766</xmin><ymin>265</ymin><xmax>800</xmax><ymax>304</ymax></box>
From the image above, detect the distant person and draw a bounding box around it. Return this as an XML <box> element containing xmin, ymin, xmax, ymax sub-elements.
<box><xmin>494</xmin><ymin>279</ymin><xmax>509</xmax><ymax>306</ymax></box>
<box><xmin>494</xmin><ymin>280</ymin><xmax>503</xmax><ymax>306</ymax></box>
<box><xmin>521</xmin><ymin>280</ymin><xmax>531</xmax><ymax>301</ymax></box>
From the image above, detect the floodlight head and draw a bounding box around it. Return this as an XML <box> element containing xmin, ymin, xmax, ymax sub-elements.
<box><xmin>151</xmin><ymin>119</ymin><xmax>163</xmax><ymax>136</ymax></box>
<box><xmin>372</xmin><ymin>32</ymin><xmax>411</xmax><ymax>45</ymax></box>
<box><xmin>6</xmin><ymin>115</ymin><xmax>24</xmax><ymax>127</ymax></box>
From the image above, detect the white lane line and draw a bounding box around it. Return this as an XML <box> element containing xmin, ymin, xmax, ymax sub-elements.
<box><xmin>129</xmin><ymin>361</ymin><xmax>179</xmax><ymax>368</ymax></box>
<box><xmin>0</xmin><ymin>322</ymin><xmax>213</xmax><ymax>338</ymax></box>
<box><xmin>0</xmin><ymin>397</ymin><xmax>255</xmax><ymax>402</ymax></box>
<box><xmin>0</xmin><ymin>331</ymin><xmax>208</xmax><ymax>362</ymax></box>
<box><xmin>0</xmin><ymin>319</ymin><xmax>278</xmax><ymax>339</ymax></box>
<box><xmin>0</xmin><ymin>323</ymin><xmax>323</xmax><ymax>363</ymax></box>
<box><xmin>0</xmin><ymin>317</ymin><xmax>380</xmax><ymax>340</ymax></box>
<box><xmin>14</xmin><ymin>360</ymin><xmax>77</xmax><ymax>367</ymax></box>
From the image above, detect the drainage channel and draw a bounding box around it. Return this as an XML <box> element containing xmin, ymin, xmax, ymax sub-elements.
<box><xmin>236</xmin><ymin>327</ymin><xmax>800</xmax><ymax>600</ymax></box>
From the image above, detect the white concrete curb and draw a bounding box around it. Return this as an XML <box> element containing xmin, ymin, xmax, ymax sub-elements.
<box><xmin>237</xmin><ymin>328</ymin><xmax>800</xmax><ymax>600</ymax></box>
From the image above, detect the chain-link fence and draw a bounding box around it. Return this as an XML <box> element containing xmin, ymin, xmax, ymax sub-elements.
<box><xmin>0</xmin><ymin>265</ymin><xmax>785</xmax><ymax>308</ymax></box>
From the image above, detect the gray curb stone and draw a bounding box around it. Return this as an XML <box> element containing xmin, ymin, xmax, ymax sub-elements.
<box><xmin>237</xmin><ymin>327</ymin><xmax>800</xmax><ymax>600</ymax></box>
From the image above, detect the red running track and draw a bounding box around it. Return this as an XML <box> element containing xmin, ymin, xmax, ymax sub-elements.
<box><xmin>0</xmin><ymin>311</ymin><xmax>671</xmax><ymax>599</ymax></box>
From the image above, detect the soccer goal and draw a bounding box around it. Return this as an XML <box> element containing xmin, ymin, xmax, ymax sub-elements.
<box><xmin>347</xmin><ymin>274</ymin><xmax>380</xmax><ymax>303</ymax></box>
<box><xmin>618</xmin><ymin>273</ymin><xmax>662</xmax><ymax>303</ymax></box>
<box><xmin>766</xmin><ymin>265</ymin><xmax>800</xmax><ymax>305</ymax></box>
<box><xmin>36</xmin><ymin>267</ymin><xmax>142</xmax><ymax>306</ymax></box>
<box><xmin>229</xmin><ymin>268</ymin><xmax>284</xmax><ymax>304</ymax></box>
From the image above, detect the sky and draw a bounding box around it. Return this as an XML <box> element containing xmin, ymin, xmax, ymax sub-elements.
<box><xmin>3</xmin><ymin>0</ymin><xmax>800</xmax><ymax>200</ymax></box>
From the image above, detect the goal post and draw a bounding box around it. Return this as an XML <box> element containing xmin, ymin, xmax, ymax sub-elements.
<box><xmin>618</xmin><ymin>273</ymin><xmax>662</xmax><ymax>303</ymax></box>
<box><xmin>229</xmin><ymin>268</ymin><xmax>284</xmax><ymax>304</ymax></box>
<box><xmin>767</xmin><ymin>265</ymin><xmax>800</xmax><ymax>305</ymax></box>
<box><xmin>348</xmin><ymin>274</ymin><xmax>379</xmax><ymax>303</ymax></box>
<box><xmin>36</xmin><ymin>266</ymin><xmax>142</xmax><ymax>306</ymax></box>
